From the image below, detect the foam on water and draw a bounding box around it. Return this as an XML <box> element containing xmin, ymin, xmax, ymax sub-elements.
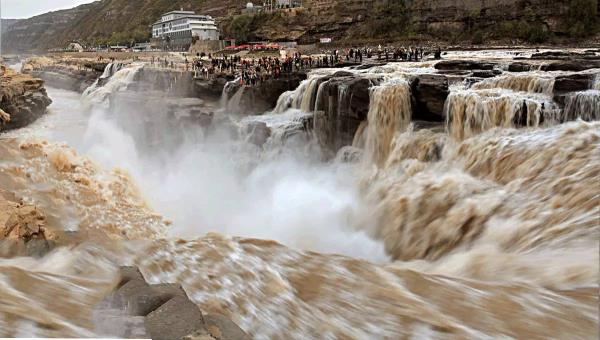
<box><xmin>1</xmin><ymin>55</ymin><xmax>599</xmax><ymax>338</ymax></box>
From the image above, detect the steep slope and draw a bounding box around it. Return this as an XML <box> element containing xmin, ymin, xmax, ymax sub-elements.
<box><xmin>1</xmin><ymin>19</ymin><xmax>21</xmax><ymax>35</ymax></box>
<box><xmin>1</xmin><ymin>3</ymin><xmax>98</xmax><ymax>53</ymax></box>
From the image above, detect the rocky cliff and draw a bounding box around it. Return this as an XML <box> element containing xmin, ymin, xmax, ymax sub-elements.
<box><xmin>0</xmin><ymin>65</ymin><xmax>52</xmax><ymax>131</ymax></box>
<box><xmin>2</xmin><ymin>0</ymin><xmax>598</xmax><ymax>53</ymax></box>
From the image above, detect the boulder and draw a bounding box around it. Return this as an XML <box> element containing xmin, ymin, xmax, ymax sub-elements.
<box><xmin>434</xmin><ymin>60</ymin><xmax>497</xmax><ymax>71</ymax></box>
<box><xmin>246</xmin><ymin>121</ymin><xmax>272</xmax><ymax>147</ymax></box>
<box><xmin>540</xmin><ymin>60</ymin><xmax>600</xmax><ymax>72</ymax></box>
<box><xmin>471</xmin><ymin>69</ymin><xmax>502</xmax><ymax>78</ymax></box>
<box><xmin>553</xmin><ymin>73</ymin><xmax>594</xmax><ymax>94</ymax></box>
<box><xmin>508</xmin><ymin>62</ymin><xmax>534</xmax><ymax>72</ymax></box>
<box><xmin>410</xmin><ymin>74</ymin><xmax>449</xmax><ymax>122</ymax></box>
<box><xmin>145</xmin><ymin>295</ymin><xmax>205</xmax><ymax>340</ymax></box>
<box><xmin>115</xmin><ymin>279</ymin><xmax>175</xmax><ymax>316</ymax></box>
<box><xmin>553</xmin><ymin>73</ymin><xmax>595</xmax><ymax>105</ymax></box>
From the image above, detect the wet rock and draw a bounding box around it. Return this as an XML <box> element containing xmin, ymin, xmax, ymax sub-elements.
<box><xmin>232</xmin><ymin>73</ymin><xmax>308</xmax><ymax>115</ymax></box>
<box><xmin>508</xmin><ymin>62</ymin><xmax>534</xmax><ymax>72</ymax></box>
<box><xmin>194</xmin><ymin>76</ymin><xmax>231</xmax><ymax>99</ymax></box>
<box><xmin>203</xmin><ymin>314</ymin><xmax>251</xmax><ymax>340</ymax></box>
<box><xmin>554</xmin><ymin>74</ymin><xmax>594</xmax><ymax>94</ymax></box>
<box><xmin>133</xmin><ymin>68</ymin><xmax>197</xmax><ymax>97</ymax></box>
<box><xmin>96</xmin><ymin>266</ymin><xmax>250</xmax><ymax>340</ymax></box>
<box><xmin>352</xmin><ymin>62</ymin><xmax>388</xmax><ymax>70</ymax></box>
<box><xmin>84</xmin><ymin>62</ymin><xmax>110</xmax><ymax>73</ymax></box>
<box><xmin>553</xmin><ymin>73</ymin><xmax>596</xmax><ymax>105</ymax></box>
<box><xmin>115</xmin><ymin>278</ymin><xmax>187</xmax><ymax>316</ymax></box>
<box><xmin>471</xmin><ymin>70</ymin><xmax>502</xmax><ymax>78</ymax></box>
<box><xmin>0</xmin><ymin>193</ymin><xmax>52</xmax><ymax>242</ymax></box>
<box><xmin>246</xmin><ymin>121</ymin><xmax>272</xmax><ymax>147</ymax></box>
<box><xmin>314</xmin><ymin>74</ymin><xmax>380</xmax><ymax>152</ymax></box>
<box><xmin>531</xmin><ymin>51</ymin><xmax>599</xmax><ymax>60</ymax></box>
<box><xmin>145</xmin><ymin>295</ymin><xmax>205</xmax><ymax>340</ymax></box>
<box><xmin>540</xmin><ymin>60</ymin><xmax>600</xmax><ymax>72</ymax></box>
<box><xmin>410</xmin><ymin>74</ymin><xmax>450</xmax><ymax>122</ymax></box>
<box><xmin>434</xmin><ymin>60</ymin><xmax>497</xmax><ymax>71</ymax></box>
<box><xmin>0</xmin><ymin>192</ymin><xmax>57</xmax><ymax>258</ymax></box>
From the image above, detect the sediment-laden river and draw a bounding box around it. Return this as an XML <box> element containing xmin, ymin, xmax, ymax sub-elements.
<box><xmin>0</xmin><ymin>50</ymin><xmax>598</xmax><ymax>338</ymax></box>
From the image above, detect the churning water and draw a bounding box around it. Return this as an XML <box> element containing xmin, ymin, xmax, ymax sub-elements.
<box><xmin>1</xmin><ymin>56</ymin><xmax>598</xmax><ymax>338</ymax></box>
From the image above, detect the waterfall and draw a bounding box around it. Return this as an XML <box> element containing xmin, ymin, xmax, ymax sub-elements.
<box><xmin>444</xmin><ymin>89</ymin><xmax>557</xmax><ymax>140</ymax></box>
<box><xmin>313</xmin><ymin>80</ymin><xmax>329</xmax><ymax>112</ymax></box>
<box><xmin>273</xmin><ymin>76</ymin><xmax>324</xmax><ymax>113</ymax></box>
<box><xmin>82</xmin><ymin>62</ymin><xmax>126</xmax><ymax>96</ymax></box>
<box><xmin>224</xmin><ymin>85</ymin><xmax>245</xmax><ymax>114</ymax></box>
<box><xmin>299</xmin><ymin>77</ymin><xmax>321</xmax><ymax>112</ymax></box>
<box><xmin>364</xmin><ymin>79</ymin><xmax>412</xmax><ymax>166</ymax></box>
<box><xmin>273</xmin><ymin>89</ymin><xmax>296</xmax><ymax>113</ymax></box>
<box><xmin>99</xmin><ymin>62</ymin><xmax>125</xmax><ymax>80</ymax></box>
<box><xmin>472</xmin><ymin>73</ymin><xmax>555</xmax><ymax>95</ymax></box>
<box><xmin>220</xmin><ymin>77</ymin><xmax>241</xmax><ymax>109</ymax></box>
<box><xmin>563</xmin><ymin>90</ymin><xmax>600</xmax><ymax>122</ymax></box>
<box><xmin>593</xmin><ymin>74</ymin><xmax>600</xmax><ymax>91</ymax></box>
<box><xmin>82</xmin><ymin>64</ymin><xmax>143</xmax><ymax>104</ymax></box>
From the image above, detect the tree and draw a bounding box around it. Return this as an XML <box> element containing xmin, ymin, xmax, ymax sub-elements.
<box><xmin>566</xmin><ymin>0</ymin><xmax>598</xmax><ymax>37</ymax></box>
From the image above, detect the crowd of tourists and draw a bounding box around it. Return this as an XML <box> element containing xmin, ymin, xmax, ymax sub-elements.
<box><xmin>189</xmin><ymin>53</ymin><xmax>311</xmax><ymax>85</ymax></box>
<box><xmin>146</xmin><ymin>44</ymin><xmax>443</xmax><ymax>87</ymax></box>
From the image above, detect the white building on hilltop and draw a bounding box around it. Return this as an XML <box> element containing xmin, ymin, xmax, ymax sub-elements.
<box><xmin>151</xmin><ymin>10</ymin><xmax>219</xmax><ymax>49</ymax></box>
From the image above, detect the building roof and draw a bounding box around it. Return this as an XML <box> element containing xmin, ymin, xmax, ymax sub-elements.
<box><xmin>162</xmin><ymin>10</ymin><xmax>196</xmax><ymax>16</ymax></box>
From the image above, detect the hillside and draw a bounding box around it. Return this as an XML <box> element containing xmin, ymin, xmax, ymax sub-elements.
<box><xmin>1</xmin><ymin>19</ymin><xmax>21</xmax><ymax>35</ymax></box>
<box><xmin>1</xmin><ymin>0</ymin><xmax>598</xmax><ymax>53</ymax></box>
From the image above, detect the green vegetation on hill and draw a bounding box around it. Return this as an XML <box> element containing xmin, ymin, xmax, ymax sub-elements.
<box><xmin>63</xmin><ymin>0</ymin><xmax>209</xmax><ymax>46</ymax></box>
<box><xmin>2</xmin><ymin>0</ymin><xmax>598</xmax><ymax>53</ymax></box>
<box><xmin>565</xmin><ymin>0</ymin><xmax>599</xmax><ymax>38</ymax></box>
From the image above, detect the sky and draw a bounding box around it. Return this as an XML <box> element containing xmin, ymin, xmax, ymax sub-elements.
<box><xmin>1</xmin><ymin>0</ymin><xmax>97</xmax><ymax>19</ymax></box>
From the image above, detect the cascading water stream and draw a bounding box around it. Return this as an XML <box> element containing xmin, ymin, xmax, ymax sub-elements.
<box><xmin>471</xmin><ymin>73</ymin><xmax>556</xmax><ymax>94</ymax></box>
<box><xmin>273</xmin><ymin>76</ymin><xmax>323</xmax><ymax>113</ymax></box>
<box><xmin>82</xmin><ymin>63</ymin><xmax>143</xmax><ymax>105</ymax></box>
<box><xmin>363</xmin><ymin>79</ymin><xmax>412</xmax><ymax>165</ymax></box>
<box><xmin>563</xmin><ymin>90</ymin><xmax>600</xmax><ymax>121</ymax></box>
<box><xmin>81</xmin><ymin>62</ymin><xmax>125</xmax><ymax>96</ymax></box>
<box><xmin>444</xmin><ymin>88</ymin><xmax>558</xmax><ymax>140</ymax></box>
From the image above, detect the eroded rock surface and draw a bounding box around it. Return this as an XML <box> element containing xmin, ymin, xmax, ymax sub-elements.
<box><xmin>0</xmin><ymin>64</ymin><xmax>52</xmax><ymax>131</ymax></box>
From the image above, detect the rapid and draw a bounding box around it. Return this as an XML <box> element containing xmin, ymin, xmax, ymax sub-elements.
<box><xmin>0</xmin><ymin>51</ymin><xmax>599</xmax><ymax>338</ymax></box>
